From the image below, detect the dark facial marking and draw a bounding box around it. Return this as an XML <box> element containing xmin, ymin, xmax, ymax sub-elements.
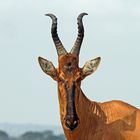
<box><xmin>64</xmin><ymin>81</ymin><xmax>79</xmax><ymax>130</ymax></box>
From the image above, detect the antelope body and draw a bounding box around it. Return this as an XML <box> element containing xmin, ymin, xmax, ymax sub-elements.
<box><xmin>38</xmin><ymin>13</ymin><xmax>140</xmax><ymax>140</ymax></box>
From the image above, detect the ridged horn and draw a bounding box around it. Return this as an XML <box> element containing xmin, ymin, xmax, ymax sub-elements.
<box><xmin>70</xmin><ymin>13</ymin><xmax>88</xmax><ymax>56</ymax></box>
<box><xmin>45</xmin><ymin>14</ymin><xmax>67</xmax><ymax>57</ymax></box>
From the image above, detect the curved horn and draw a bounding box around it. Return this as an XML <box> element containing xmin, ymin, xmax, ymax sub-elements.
<box><xmin>70</xmin><ymin>13</ymin><xmax>88</xmax><ymax>56</ymax></box>
<box><xmin>45</xmin><ymin>14</ymin><xmax>67</xmax><ymax>57</ymax></box>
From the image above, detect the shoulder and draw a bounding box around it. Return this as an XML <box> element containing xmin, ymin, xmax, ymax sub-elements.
<box><xmin>101</xmin><ymin>100</ymin><xmax>139</xmax><ymax>110</ymax></box>
<box><xmin>99</xmin><ymin>100</ymin><xmax>140</xmax><ymax>123</ymax></box>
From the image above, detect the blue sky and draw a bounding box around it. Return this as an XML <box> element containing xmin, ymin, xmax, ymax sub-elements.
<box><xmin>0</xmin><ymin>0</ymin><xmax>140</xmax><ymax>125</ymax></box>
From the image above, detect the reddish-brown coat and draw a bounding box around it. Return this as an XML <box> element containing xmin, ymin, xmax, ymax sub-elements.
<box><xmin>59</xmin><ymin>89</ymin><xmax>140</xmax><ymax>140</ymax></box>
<box><xmin>38</xmin><ymin>13</ymin><xmax>140</xmax><ymax>140</ymax></box>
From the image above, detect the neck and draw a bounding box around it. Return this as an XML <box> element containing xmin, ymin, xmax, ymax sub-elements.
<box><xmin>58</xmin><ymin>87</ymin><xmax>106</xmax><ymax>140</ymax></box>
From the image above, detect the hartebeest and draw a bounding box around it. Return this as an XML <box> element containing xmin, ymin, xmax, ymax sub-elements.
<box><xmin>38</xmin><ymin>13</ymin><xmax>140</xmax><ymax>140</ymax></box>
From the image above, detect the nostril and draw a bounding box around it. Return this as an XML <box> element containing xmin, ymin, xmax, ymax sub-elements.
<box><xmin>66</xmin><ymin>120</ymin><xmax>71</xmax><ymax>126</ymax></box>
<box><xmin>73</xmin><ymin>120</ymin><xmax>77</xmax><ymax>125</ymax></box>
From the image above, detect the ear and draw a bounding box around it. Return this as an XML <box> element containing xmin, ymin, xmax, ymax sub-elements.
<box><xmin>38</xmin><ymin>57</ymin><xmax>58</xmax><ymax>80</ymax></box>
<box><xmin>82</xmin><ymin>57</ymin><xmax>101</xmax><ymax>78</ymax></box>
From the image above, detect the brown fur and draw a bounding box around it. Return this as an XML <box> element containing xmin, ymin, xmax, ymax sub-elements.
<box><xmin>38</xmin><ymin>13</ymin><xmax>140</xmax><ymax>140</ymax></box>
<box><xmin>56</xmin><ymin>54</ymin><xmax>140</xmax><ymax>140</ymax></box>
<box><xmin>59</xmin><ymin>89</ymin><xmax>140</xmax><ymax>140</ymax></box>
<box><xmin>39</xmin><ymin>53</ymin><xmax>140</xmax><ymax>140</ymax></box>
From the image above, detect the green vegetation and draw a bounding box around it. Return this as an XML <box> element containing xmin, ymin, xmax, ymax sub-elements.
<box><xmin>0</xmin><ymin>130</ymin><xmax>66</xmax><ymax>140</ymax></box>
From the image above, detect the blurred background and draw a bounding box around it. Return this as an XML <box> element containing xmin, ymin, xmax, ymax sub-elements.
<box><xmin>0</xmin><ymin>0</ymin><xmax>140</xmax><ymax>139</ymax></box>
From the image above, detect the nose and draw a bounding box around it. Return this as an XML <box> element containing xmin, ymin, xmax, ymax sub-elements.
<box><xmin>65</xmin><ymin>116</ymin><xmax>79</xmax><ymax>131</ymax></box>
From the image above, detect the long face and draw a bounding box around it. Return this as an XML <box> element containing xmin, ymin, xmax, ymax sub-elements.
<box><xmin>38</xmin><ymin>13</ymin><xmax>101</xmax><ymax>131</ymax></box>
<box><xmin>57</xmin><ymin>54</ymin><xmax>82</xmax><ymax>130</ymax></box>
<box><xmin>38</xmin><ymin>54</ymin><xmax>101</xmax><ymax>130</ymax></box>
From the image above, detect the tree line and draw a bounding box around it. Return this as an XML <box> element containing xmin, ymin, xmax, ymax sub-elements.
<box><xmin>0</xmin><ymin>130</ymin><xmax>66</xmax><ymax>140</ymax></box>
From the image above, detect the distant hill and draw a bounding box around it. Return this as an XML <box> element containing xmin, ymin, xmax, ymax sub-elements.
<box><xmin>0</xmin><ymin>123</ymin><xmax>64</xmax><ymax>137</ymax></box>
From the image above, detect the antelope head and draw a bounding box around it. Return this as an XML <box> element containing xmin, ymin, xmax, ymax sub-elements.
<box><xmin>38</xmin><ymin>13</ymin><xmax>101</xmax><ymax>131</ymax></box>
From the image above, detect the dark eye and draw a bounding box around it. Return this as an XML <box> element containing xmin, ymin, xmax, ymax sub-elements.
<box><xmin>59</xmin><ymin>75</ymin><xmax>65</xmax><ymax>83</ymax></box>
<box><xmin>75</xmin><ymin>77</ymin><xmax>81</xmax><ymax>82</ymax></box>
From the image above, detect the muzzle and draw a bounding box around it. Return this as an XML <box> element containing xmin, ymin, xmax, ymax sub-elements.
<box><xmin>64</xmin><ymin>81</ymin><xmax>79</xmax><ymax>130</ymax></box>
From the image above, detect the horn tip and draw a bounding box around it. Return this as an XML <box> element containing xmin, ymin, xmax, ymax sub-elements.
<box><xmin>83</xmin><ymin>13</ymin><xmax>88</xmax><ymax>15</ymax></box>
<box><xmin>45</xmin><ymin>13</ymin><xmax>50</xmax><ymax>16</ymax></box>
<box><xmin>77</xmin><ymin>13</ymin><xmax>88</xmax><ymax>20</ymax></box>
<box><xmin>79</xmin><ymin>12</ymin><xmax>88</xmax><ymax>14</ymax></box>
<box><xmin>44</xmin><ymin>13</ymin><xmax>57</xmax><ymax>19</ymax></box>
<box><xmin>45</xmin><ymin>13</ymin><xmax>52</xmax><ymax>17</ymax></box>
